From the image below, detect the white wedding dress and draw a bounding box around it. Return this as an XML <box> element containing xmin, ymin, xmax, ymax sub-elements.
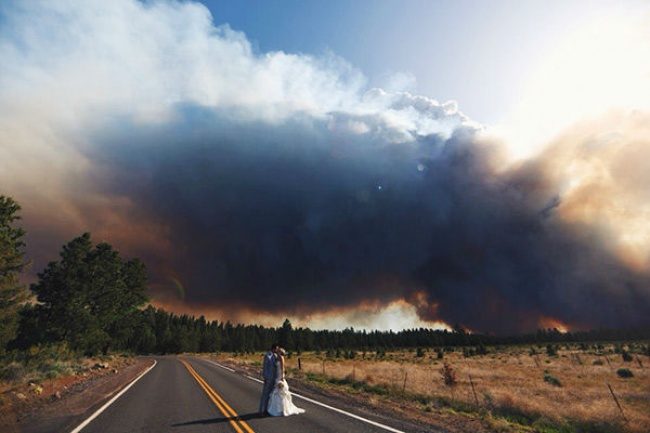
<box><xmin>267</xmin><ymin>358</ymin><xmax>305</xmax><ymax>416</ymax></box>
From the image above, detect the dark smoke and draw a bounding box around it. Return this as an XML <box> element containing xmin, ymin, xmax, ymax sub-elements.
<box><xmin>83</xmin><ymin>107</ymin><xmax>650</xmax><ymax>334</ymax></box>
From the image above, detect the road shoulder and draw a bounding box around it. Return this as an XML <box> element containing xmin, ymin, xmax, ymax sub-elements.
<box><xmin>1</xmin><ymin>357</ymin><xmax>153</xmax><ymax>433</ymax></box>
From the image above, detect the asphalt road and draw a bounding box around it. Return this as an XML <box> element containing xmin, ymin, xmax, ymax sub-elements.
<box><xmin>71</xmin><ymin>356</ymin><xmax>411</xmax><ymax>433</ymax></box>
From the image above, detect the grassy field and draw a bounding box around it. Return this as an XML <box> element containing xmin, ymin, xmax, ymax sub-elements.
<box><xmin>212</xmin><ymin>343</ymin><xmax>650</xmax><ymax>433</ymax></box>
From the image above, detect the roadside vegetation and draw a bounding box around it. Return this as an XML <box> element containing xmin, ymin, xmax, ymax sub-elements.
<box><xmin>0</xmin><ymin>195</ymin><xmax>145</xmax><ymax>421</ymax></box>
<box><xmin>210</xmin><ymin>344</ymin><xmax>650</xmax><ymax>433</ymax></box>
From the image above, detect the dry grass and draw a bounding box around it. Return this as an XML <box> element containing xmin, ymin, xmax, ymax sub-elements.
<box><xmin>216</xmin><ymin>344</ymin><xmax>650</xmax><ymax>433</ymax></box>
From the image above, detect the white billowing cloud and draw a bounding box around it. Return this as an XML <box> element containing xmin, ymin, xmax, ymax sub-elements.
<box><xmin>0</xmin><ymin>0</ymin><xmax>358</xmax><ymax>124</ymax></box>
<box><xmin>0</xmin><ymin>0</ymin><xmax>471</xmax><ymax>201</ymax></box>
<box><xmin>0</xmin><ymin>0</ymin><xmax>468</xmax><ymax>128</ymax></box>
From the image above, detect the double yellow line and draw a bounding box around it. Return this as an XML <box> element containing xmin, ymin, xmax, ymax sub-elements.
<box><xmin>180</xmin><ymin>359</ymin><xmax>256</xmax><ymax>433</ymax></box>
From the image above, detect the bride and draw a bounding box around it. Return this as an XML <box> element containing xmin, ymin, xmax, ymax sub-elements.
<box><xmin>267</xmin><ymin>348</ymin><xmax>305</xmax><ymax>416</ymax></box>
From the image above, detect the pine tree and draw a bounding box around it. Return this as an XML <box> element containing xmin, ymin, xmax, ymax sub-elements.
<box><xmin>30</xmin><ymin>233</ymin><xmax>148</xmax><ymax>355</ymax></box>
<box><xmin>0</xmin><ymin>196</ymin><xmax>28</xmax><ymax>352</ymax></box>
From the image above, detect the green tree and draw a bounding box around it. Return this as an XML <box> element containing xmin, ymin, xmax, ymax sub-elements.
<box><xmin>279</xmin><ymin>318</ymin><xmax>294</xmax><ymax>350</ymax></box>
<box><xmin>0</xmin><ymin>196</ymin><xmax>28</xmax><ymax>352</ymax></box>
<box><xmin>31</xmin><ymin>233</ymin><xmax>148</xmax><ymax>355</ymax></box>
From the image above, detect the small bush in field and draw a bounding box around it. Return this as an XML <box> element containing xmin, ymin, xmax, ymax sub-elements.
<box><xmin>617</xmin><ymin>368</ymin><xmax>633</xmax><ymax>378</ymax></box>
<box><xmin>416</xmin><ymin>347</ymin><xmax>425</xmax><ymax>357</ymax></box>
<box><xmin>546</xmin><ymin>344</ymin><xmax>557</xmax><ymax>357</ymax></box>
<box><xmin>440</xmin><ymin>363</ymin><xmax>457</xmax><ymax>388</ymax></box>
<box><xmin>621</xmin><ymin>351</ymin><xmax>633</xmax><ymax>362</ymax></box>
<box><xmin>463</xmin><ymin>347</ymin><xmax>475</xmax><ymax>357</ymax></box>
<box><xmin>436</xmin><ymin>349</ymin><xmax>444</xmax><ymax>359</ymax></box>
<box><xmin>543</xmin><ymin>373</ymin><xmax>562</xmax><ymax>387</ymax></box>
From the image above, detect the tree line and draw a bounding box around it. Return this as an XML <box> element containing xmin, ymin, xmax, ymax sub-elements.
<box><xmin>1</xmin><ymin>194</ymin><xmax>649</xmax><ymax>357</ymax></box>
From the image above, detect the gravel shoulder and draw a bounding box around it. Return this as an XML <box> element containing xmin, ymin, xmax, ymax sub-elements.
<box><xmin>0</xmin><ymin>356</ymin><xmax>153</xmax><ymax>433</ymax></box>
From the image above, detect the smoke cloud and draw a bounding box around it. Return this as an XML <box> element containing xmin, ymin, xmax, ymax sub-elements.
<box><xmin>1</xmin><ymin>0</ymin><xmax>649</xmax><ymax>333</ymax></box>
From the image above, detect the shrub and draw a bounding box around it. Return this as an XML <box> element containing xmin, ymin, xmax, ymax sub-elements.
<box><xmin>543</xmin><ymin>373</ymin><xmax>562</xmax><ymax>387</ymax></box>
<box><xmin>616</xmin><ymin>368</ymin><xmax>633</xmax><ymax>378</ymax></box>
<box><xmin>0</xmin><ymin>362</ymin><xmax>25</xmax><ymax>382</ymax></box>
<box><xmin>546</xmin><ymin>344</ymin><xmax>558</xmax><ymax>357</ymax></box>
<box><xmin>436</xmin><ymin>349</ymin><xmax>444</xmax><ymax>359</ymax></box>
<box><xmin>440</xmin><ymin>363</ymin><xmax>457</xmax><ymax>387</ymax></box>
<box><xmin>38</xmin><ymin>360</ymin><xmax>70</xmax><ymax>379</ymax></box>
<box><xmin>416</xmin><ymin>347</ymin><xmax>425</xmax><ymax>358</ymax></box>
<box><xmin>621</xmin><ymin>351</ymin><xmax>633</xmax><ymax>362</ymax></box>
<box><xmin>463</xmin><ymin>347</ymin><xmax>475</xmax><ymax>357</ymax></box>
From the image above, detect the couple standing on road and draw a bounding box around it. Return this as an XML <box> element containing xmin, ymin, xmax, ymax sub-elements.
<box><xmin>259</xmin><ymin>343</ymin><xmax>305</xmax><ymax>417</ymax></box>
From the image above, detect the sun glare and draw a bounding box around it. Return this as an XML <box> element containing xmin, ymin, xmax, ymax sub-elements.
<box><xmin>500</xmin><ymin>9</ymin><xmax>650</xmax><ymax>159</ymax></box>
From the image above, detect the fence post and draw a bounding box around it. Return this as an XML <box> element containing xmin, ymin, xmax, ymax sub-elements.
<box><xmin>352</xmin><ymin>362</ymin><xmax>356</xmax><ymax>381</ymax></box>
<box><xmin>469</xmin><ymin>374</ymin><xmax>479</xmax><ymax>406</ymax></box>
<box><xmin>402</xmin><ymin>371</ymin><xmax>408</xmax><ymax>393</ymax></box>
<box><xmin>322</xmin><ymin>359</ymin><xmax>325</xmax><ymax>375</ymax></box>
<box><xmin>605</xmin><ymin>355</ymin><xmax>613</xmax><ymax>371</ymax></box>
<box><xmin>298</xmin><ymin>357</ymin><xmax>302</xmax><ymax>370</ymax></box>
<box><xmin>607</xmin><ymin>383</ymin><xmax>627</xmax><ymax>422</ymax></box>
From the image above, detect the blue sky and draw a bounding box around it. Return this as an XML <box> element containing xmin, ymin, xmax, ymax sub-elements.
<box><xmin>198</xmin><ymin>0</ymin><xmax>637</xmax><ymax>124</ymax></box>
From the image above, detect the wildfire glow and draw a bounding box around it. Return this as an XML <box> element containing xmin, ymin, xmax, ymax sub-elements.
<box><xmin>538</xmin><ymin>316</ymin><xmax>569</xmax><ymax>334</ymax></box>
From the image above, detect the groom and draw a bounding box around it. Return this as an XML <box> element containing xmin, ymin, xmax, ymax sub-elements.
<box><xmin>259</xmin><ymin>342</ymin><xmax>279</xmax><ymax>415</ymax></box>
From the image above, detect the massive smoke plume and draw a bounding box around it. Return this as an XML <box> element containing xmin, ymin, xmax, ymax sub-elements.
<box><xmin>1</xmin><ymin>0</ymin><xmax>649</xmax><ymax>333</ymax></box>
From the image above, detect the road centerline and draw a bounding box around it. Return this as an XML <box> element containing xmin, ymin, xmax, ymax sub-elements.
<box><xmin>180</xmin><ymin>359</ymin><xmax>255</xmax><ymax>433</ymax></box>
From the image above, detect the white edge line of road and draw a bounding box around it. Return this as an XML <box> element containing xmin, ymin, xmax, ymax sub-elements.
<box><xmin>206</xmin><ymin>360</ymin><xmax>406</xmax><ymax>433</ymax></box>
<box><xmin>69</xmin><ymin>359</ymin><xmax>158</xmax><ymax>433</ymax></box>
<box><xmin>207</xmin><ymin>360</ymin><xmax>235</xmax><ymax>372</ymax></box>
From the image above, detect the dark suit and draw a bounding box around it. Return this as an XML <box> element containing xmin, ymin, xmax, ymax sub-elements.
<box><xmin>259</xmin><ymin>351</ymin><xmax>277</xmax><ymax>412</ymax></box>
